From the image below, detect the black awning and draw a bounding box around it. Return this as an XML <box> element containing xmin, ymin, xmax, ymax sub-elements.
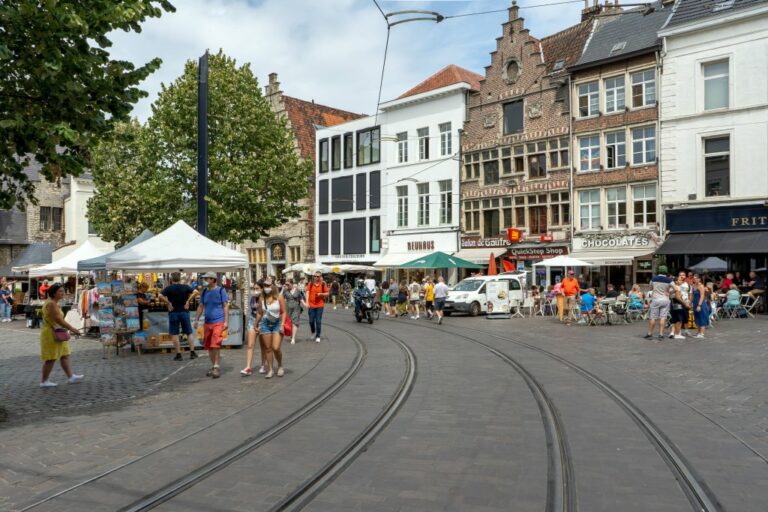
<box><xmin>656</xmin><ymin>231</ymin><xmax>768</xmax><ymax>255</ymax></box>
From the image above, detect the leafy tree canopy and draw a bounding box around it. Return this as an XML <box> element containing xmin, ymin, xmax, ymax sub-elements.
<box><xmin>0</xmin><ymin>0</ymin><xmax>175</xmax><ymax>209</ymax></box>
<box><xmin>88</xmin><ymin>51</ymin><xmax>314</xmax><ymax>245</ymax></box>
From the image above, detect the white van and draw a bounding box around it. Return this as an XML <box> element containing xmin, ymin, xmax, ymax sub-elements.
<box><xmin>444</xmin><ymin>274</ymin><xmax>525</xmax><ymax>316</ymax></box>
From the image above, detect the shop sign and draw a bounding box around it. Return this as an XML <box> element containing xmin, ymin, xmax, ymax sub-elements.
<box><xmin>667</xmin><ymin>204</ymin><xmax>768</xmax><ymax>233</ymax></box>
<box><xmin>507</xmin><ymin>228</ymin><xmax>522</xmax><ymax>243</ymax></box>
<box><xmin>461</xmin><ymin>237</ymin><xmax>507</xmax><ymax>248</ymax></box>
<box><xmin>637</xmin><ymin>260</ymin><xmax>653</xmax><ymax>270</ymax></box>
<box><xmin>407</xmin><ymin>240</ymin><xmax>435</xmax><ymax>252</ymax></box>
<box><xmin>506</xmin><ymin>246</ymin><xmax>568</xmax><ymax>260</ymax></box>
<box><xmin>578</xmin><ymin>233</ymin><xmax>654</xmax><ymax>250</ymax></box>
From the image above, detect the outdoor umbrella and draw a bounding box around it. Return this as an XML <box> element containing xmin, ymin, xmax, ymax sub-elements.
<box><xmin>400</xmin><ymin>251</ymin><xmax>484</xmax><ymax>269</ymax></box>
<box><xmin>487</xmin><ymin>252</ymin><xmax>498</xmax><ymax>276</ymax></box>
<box><xmin>690</xmin><ymin>256</ymin><xmax>727</xmax><ymax>272</ymax></box>
<box><xmin>535</xmin><ymin>255</ymin><xmax>594</xmax><ymax>268</ymax></box>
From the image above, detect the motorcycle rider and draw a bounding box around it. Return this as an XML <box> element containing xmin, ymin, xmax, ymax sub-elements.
<box><xmin>353</xmin><ymin>279</ymin><xmax>373</xmax><ymax>318</ymax></box>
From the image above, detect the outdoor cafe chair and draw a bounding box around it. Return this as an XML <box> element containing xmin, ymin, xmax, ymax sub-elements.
<box><xmin>741</xmin><ymin>294</ymin><xmax>761</xmax><ymax>318</ymax></box>
<box><xmin>521</xmin><ymin>296</ymin><xmax>536</xmax><ymax>317</ymax></box>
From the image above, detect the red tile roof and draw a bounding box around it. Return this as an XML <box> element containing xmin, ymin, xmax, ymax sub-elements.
<box><xmin>540</xmin><ymin>20</ymin><xmax>594</xmax><ymax>75</ymax></box>
<box><xmin>282</xmin><ymin>96</ymin><xmax>364</xmax><ymax>159</ymax></box>
<box><xmin>397</xmin><ymin>64</ymin><xmax>484</xmax><ymax>100</ymax></box>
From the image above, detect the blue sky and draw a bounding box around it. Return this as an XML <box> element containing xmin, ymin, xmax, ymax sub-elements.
<box><xmin>109</xmin><ymin>0</ymin><xmax>587</xmax><ymax>121</ymax></box>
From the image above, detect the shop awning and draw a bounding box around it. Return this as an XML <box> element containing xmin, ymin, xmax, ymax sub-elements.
<box><xmin>655</xmin><ymin>231</ymin><xmax>768</xmax><ymax>255</ymax></box>
<box><xmin>573</xmin><ymin>249</ymin><xmax>654</xmax><ymax>267</ymax></box>
<box><xmin>374</xmin><ymin>252</ymin><xmax>431</xmax><ymax>267</ymax></box>
<box><xmin>453</xmin><ymin>248</ymin><xmax>499</xmax><ymax>263</ymax></box>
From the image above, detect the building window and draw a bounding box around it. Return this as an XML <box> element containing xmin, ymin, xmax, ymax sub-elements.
<box><xmin>417</xmin><ymin>182</ymin><xmax>430</xmax><ymax>226</ymax></box>
<box><xmin>579</xmin><ymin>135</ymin><xmax>600</xmax><ymax>172</ymax></box>
<box><xmin>343</xmin><ymin>218</ymin><xmax>366</xmax><ymax>255</ymax></box>
<box><xmin>343</xmin><ymin>132</ymin><xmax>353</xmax><ymax>168</ymax></box>
<box><xmin>632</xmin><ymin>184</ymin><xmax>657</xmax><ymax>227</ymax></box>
<box><xmin>418</xmin><ymin>127</ymin><xmax>430</xmax><ymax>160</ymax></box>
<box><xmin>318</xmin><ymin>179</ymin><xmax>329</xmax><ymax>215</ymax></box>
<box><xmin>247</xmin><ymin>248</ymin><xmax>268</xmax><ymax>265</ymax></box>
<box><xmin>527</xmin><ymin>152</ymin><xmax>546</xmax><ymax>178</ymax></box>
<box><xmin>39</xmin><ymin>206</ymin><xmax>63</xmax><ymax>232</ymax></box>
<box><xmin>704</xmin><ymin>135</ymin><xmax>730</xmax><ymax>197</ymax></box>
<box><xmin>369</xmin><ymin>171</ymin><xmax>381</xmax><ymax>209</ymax></box>
<box><xmin>370</xmin><ymin>217</ymin><xmax>381</xmax><ymax>253</ymax></box>
<box><xmin>331</xmin><ymin>136</ymin><xmax>341</xmax><ymax>170</ymax></box>
<box><xmin>515</xmin><ymin>196</ymin><xmax>526</xmax><ymax>227</ymax></box>
<box><xmin>319</xmin><ymin>138</ymin><xmax>329</xmax><ymax>172</ymax></box>
<box><xmin>397</xmin><ymin>132</ymin><xmax>408</xmax><ymax>163</ymax></box>
<box><xmin>356</xmin><ymin>127</ymin><xmax>380</xmax><ymax>166</ymax></box>
<box><xmin>502</xmin><ymin>197</ymin><xmax>513</xmax><ymax>228</ymax></box>
<box><xmin>483</xmin><ymin>160</ymin><xmax>499</xmax><ymax>186</ymax></box>
<box><xmin>331</xmin><ymin>220</ymin><xmax>341</xmax><ymax>255</ymax></box>
<box><xmin>578</xmin><ymin>81</ymin><xmax>599</xmax><ymax>117</ymax></box>
<box><xmin>703</xmin><ymin>59</ymin><xmax>729</xmax><ymax>110</ymax></box>
<box><xmin>605</xmin><ymin>130</ymin><xmax>626</xmax><ymax>168</ymax></box>
<box><xmin>331</xmin><ymin>176</ymin><xmax>353</xmax><ymax>213</ymax></box>
<box><xmin>503</xmin><ymin>100</ymin><xmax>524</xmax><ymax>135</ymax></box>
<box><xmin>289</xmin><ymin>246</ymin><xmax>302</xmax><ymax>263</ymax></box>
<box><xmin>483</xmin><ymin>207</ymin><xmax>500</xmax><ymax>238</ymax></box>
<box><xmin>606</xmin><ymin>187</ymin><xmax>627</xmax><ymax>228</ymax></box>
<box><xmin>87</xmin><ymin>220</ymin><xmax>97</xmax><ymax>235</ymax></box>
<box><xmin>528</xmin><ymin>205</ymin><xmax>547</xmax><ymax>235</ymax></box>
<box><xmin>631</xmin><ymin>69</ymin><xmax>655</xmax><ymax>108</ymax></box>
<box><xmin>548</xmin><ymin>139</ymin><xmax>567</xmax><ymax>169</ymax></box>
<box><xmin>318</xmin><ymin>221</ymin><xmax>329</xmax><ymax>256</ymax></box>
<box><xmin>356</xmin><ymin>173</ymin><xmax>367</xmax><ymax>211</ymax></box>
<box><xmin>605</xmin><ymin>76</ymin><xmax>625</xmax><ymax>113</ymax></box>
<box><xmin>579</xmin><ymin>189</ymin><xmax>600</xmax><ymax>230</ymax></box>
<box><xmin>464</xmin><ymin>200</ymin><xmax>480</xmax><ymax>232</ymax></box>
<box><xmin>439</xmin><ymin>180</ymin><xmax>452</xmax><ymax>225</ymax></box>
<box><xmin>439</xmin><ymin>122</ymin><xmax>452</xmax><ymax>156</ymax></box>
<box><xmin>632</xmin><ymin>126</ymin><xmax>656</xmax><ymax>165</ymax></box>
<box><xmin>550</xmin><ymin>192</ymin><xmax>569</xmax><ymax>226</ymax></box>
<box><xmin>397</xmin><ymin>185</ymin><xmax>408</xmax><ymax>227</ymax></box>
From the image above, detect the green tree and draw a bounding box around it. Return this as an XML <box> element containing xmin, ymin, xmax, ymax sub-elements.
<box><xmin>0</xmin><ymin>0</ymin><xmax>175</xmax><ymax>209</ymax></box>
<box><xmin>88</xmin><ymin>51</ymin><xmax>313</xmax><ymax>245</ymax></box>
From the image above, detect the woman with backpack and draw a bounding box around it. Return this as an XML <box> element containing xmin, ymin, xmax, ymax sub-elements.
<box><xmin>282</xmin><ymin>278</ymin><xmax>305</xmax><ymax>345</ymax></box>
<box><xmin>260</xmin><ymin>278</ymin><xmax>287</xmax><ymax>378</ymax></box>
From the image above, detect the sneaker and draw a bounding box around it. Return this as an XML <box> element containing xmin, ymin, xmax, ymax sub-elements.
<box><xmin>315</xmin><ymin>337</ymin><xmax>321</xmax><ymax>343</ymax></box>
<box><xmin>695</xmin><ymin>334</ymin><xmax>705</xmax><ymax>338</ymax></box>
<box><xmin>668</xmin><ymin>333</ymin><xmax>675</xmax><ymax>339</ymax></box>
<box><xmin>674</xmin><ymin>335</ymin><xmax>686</xmax><ymax>340</ymax></box>
<box><xmin>173</xmin><ymin>353</ymin><xmax>183</xmax><ymax>361</ymax></box>
<box><xmin>657</xmin><ymin>334</ymin><xmax>664</xmax><ymax>340</ymax></box>
<box><xmin>211</xmin><ymin>366</ymin><xmax>221</xmax><ymax>379</ymax></box>
<box><xmin>190</xmin><ymin>351</ymin><xmax>198</xmax><ymax>360</ymax></box>
<box><xmin>643</xmin><ymin>333</ymin><xmax>653</xmax><ymax>339</ymax></box>
<box><xmin>410</xmin><ymin>316</ymin><xmax>417</xmax><ymax>320</ymax></box>
<box><xmin>333</xmin><ymin>306</ymin><xmax>337</xmax><ymax>310</ymax></box>
<box><xmin>276</xmin><ymin>367</ymin><xmax>285</xmax><ymax>377</ymax></box>
<box><xmin>240</xmin><ymin>367</ymin><xmax>253</xmax><ymax>376</ymax></box>
<box><xmin>40</xmin><ymin>380</ymin><xmax>58</xmax><ymax>388</ymax></box>
<box><xmin>68</xmin><ymin>374</ymin><xmax>84</xmax><ymax>384</ymax></box>
<box><xmin>258</xmin><ymin>365</ymin><xmax>267</xmax><ymax>374</ymax></box>
<box><xmin>415</xmin><ymin>315</ymin><xmax>420</xmax><ymax>320</ymax></box>
<box><xmin>290</xmin><ymin>338</ymin><xmax>296</xmax><ymax>345</ymax></box>
<box><xmin>438</xmin><ymin>317</ymin><xmax>443</xmax><ymax>325</ymax></box>
<box><xmin>265</xmin><ymin>369</ymin><xmax>274</xmax><ymax>379</ymax></box>
<box><xmin>206</xmin><ymin>367</ymin><xmax>215</xmax><ymax>377</ymax></box>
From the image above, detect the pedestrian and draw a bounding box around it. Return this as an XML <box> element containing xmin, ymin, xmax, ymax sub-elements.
<box><xmin>691</xmin><ymin>274</ymin><xmax>709</xmax><ymax>338</ymax></box>
<box><xmin>605</xmin><ymin>284</ymin><xmax>619</xmax><ymax>298</ymax></box>
<box><xmin>381</xmin><ymin>280</ymin><xmax>391</xmax><ymax>317</ymax></box>
<box><xmin>668</xmin><ymin>273</ymin><xmax>689</xmax><ymax>339</ymax></box>
<box><xmin>330</xmin><ymin>277</ymin><xmax>340</xmax><ymax>310</ymax></box>
<box><xmin>388</xmin><ymin>280</ymin><xmax>399</xmax><ymax>317</ymax></box>
<box><xmin>553</xmin><ymin>279</ymin><xmax>564</xmax><ymax>322</ymax></box>
<box><xmin>0</xmin><ymin>281</ymin><xmax>13</xmax><ymax>322</ymax></box>
<box><xmin>424</xmin><ymin>277</ymin><xmax>435</xmax><ymax>320</ymax></box>
<box><xmin>193</xmin><ymin>272</ymin><xmax>229</xmax><ymax>379</ymax></box>
<box><xmin>746</xmin><ymin>271</ymin><xmax>765</xmax><ymax>301</ymax></box>
<box><xmin>39</xmin><ymin>283</ymin><xmax>83</xmax><ymax>388</ymax></box>
<box><xmin>307</xmin><ymin>271</ymin><xmax>329</xmax><ymax>343</ymax></box>
<box><xmin>408</xmin><ymin>278</ymin><xmax>421</xmax><ymax>319</ymax></box>
<box><xmin>561</xmin><ymin>270</ymin><xmax>580</xmax><ymax>326</ymax></box>
<box><xmin>160</xmin><ymin>273</ymin><xmax>198</xmax><ymax>361</ymax></box>
<box><xmin>341</xmin><ymin>279</ymin><xmax>351</xmax><ymax>309</ymax></box>
<box><xmin>38</xmin><ymin>279</ymin><xmax>50</xmax><ymax>300</ymax></box>
<box><xmin>364</xmin><ymin>272</ymin><xmax>377</xmax><ymax>294</ymax></box>
<box><xmin>282</xmin><ymin>278</ymin><xmax>305</xmax><ymax>345</ymax></box>
<box><xmin>397</xmin><ymin>281</ymin><xmax>408</xmax><ymax>316</ymax></box>
<box><xmin>677</xmin><ymin>270</ymin><xmax>692</xmax><ymax>335</ymax></box>
<box><xmin>645</xmin><ymin>266</ymin><xmax>673</xmax><ymax>340</ymax></box>
<box><xmin>433</xmin><ymin>276</ymin><xmax>449</xmax><ymax>324</ymax></box>
<box><xmin>241</xmin><ymin>280</ymin><xmax>264</xmax><ymax>376</ymax></box>
<box><xmin>260</xmin><ymin>278</ymin><xmax>286</xmax><ymax>378</ymax></box>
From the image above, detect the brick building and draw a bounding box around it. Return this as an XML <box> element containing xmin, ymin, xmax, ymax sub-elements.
<box><xmin>568</xmin><ymin>3</ymin><xmax>670</xmax><ymax>289</ymax></box>
<box><xmin>458</xmin><ymin>2</ymin><xmax>594</xmax><ymax>278</ymax></box>
<box><xmin>242</xmin><ymin>73</ymin><xmax>364</xmax><ymax>278</ymax></box>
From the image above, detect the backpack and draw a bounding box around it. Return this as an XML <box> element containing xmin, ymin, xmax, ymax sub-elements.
<box><xmin>201</xmin><ymin>286</ymin><xmax>226</xmax><ymax>306</ymax></box>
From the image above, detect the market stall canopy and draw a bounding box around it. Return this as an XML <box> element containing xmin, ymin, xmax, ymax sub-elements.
<box><xmin>282</xmin><ymin>262</ymin><xmax>333</xmax><ymax>275</ymax></box>
<box><xmin>3</xmin><ymin>243</ymin><xmax>53</xmax><ymax>276</ymax></box>
<box><xmin>338</xmin><ymin>264</ymin><xmax>377</xmax><ymax>273</ymax></box>
<box><xmin>373</xmin><ymin>252</ymin><xmax>431</xmax><ymax>267</ymax></box>
<box><xmin>533</xmin><ymin>255</ymin><xmax>594</xmax><ymax>268</ymax></box>
<box><xmin>106</xmin><ymin>220</ymin><xmax>247</xmax><ymax>272</ymax></box>
<box><xmin>77</xmin><ymin>229</ymin><xmax>155</xmax><ymax>272</ymax></box>
<box><xmin>30</xmin><ymin>241</ymin><xmax>108</xmax><ymax>277</ymax></box>
<box><xmin>690</xmin><ymin>256</ymin><xmax>728</xmax><ymax>272</ymax></box>
<box><xmin>400</xmin><ymin>251</ymin><xmax>484</xmax><ymax>269</ymax></box>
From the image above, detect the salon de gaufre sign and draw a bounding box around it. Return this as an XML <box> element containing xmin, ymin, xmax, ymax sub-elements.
<box><xmin>576</xmin><ymin>234</ymin><xmax>653</xmax><ymax>250</ymax></box>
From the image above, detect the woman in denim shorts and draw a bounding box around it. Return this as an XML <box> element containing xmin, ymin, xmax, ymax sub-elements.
<box><xmin>260</xmin><ymin>278</ymin><xmax>287</xmax><ymax>379</ymax></box>
<box><xmin>241</xmin><ymin>281</ymin><xmax>264</xmax><ymax>377</ymax></box>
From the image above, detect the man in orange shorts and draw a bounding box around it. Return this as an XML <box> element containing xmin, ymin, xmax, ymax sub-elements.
<box><xmin>561</xmin><ymin>270</ymin><xmax>581</xmax><ymax>326</ymax></box>
<box><xmin>193</xmin><ymin>272</ymin><xmax>229</xmax><ymax>378</ymax></box>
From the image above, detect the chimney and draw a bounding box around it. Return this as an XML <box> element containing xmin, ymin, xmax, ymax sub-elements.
<box><xmin>581</xmin><ymin>0</ymin><xmax>602</xmax><ymax>21</ymax></box>
<box><xmin>265</xmin><ymin>72</ymin><xmax>281</xmax><ymax>97</ymax></box>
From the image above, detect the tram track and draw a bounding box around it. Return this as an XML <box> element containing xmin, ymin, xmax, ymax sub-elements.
<box><xmin>413</xmin><ymin>318</ymin><xmax>724</xmax><ymax>512</ymax></box>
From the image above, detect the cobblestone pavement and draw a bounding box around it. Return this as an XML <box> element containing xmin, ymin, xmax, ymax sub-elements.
<box><xmin>0</xmin><ymin>311</ymin><xmax>766</xmax><ymax>511</ymax></box>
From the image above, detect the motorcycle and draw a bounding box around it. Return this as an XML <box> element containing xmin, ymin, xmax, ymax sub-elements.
<box><xmin>355</xmin><ymin>296</ymin><xmax>375</xmax><ymax>324</ymax></box>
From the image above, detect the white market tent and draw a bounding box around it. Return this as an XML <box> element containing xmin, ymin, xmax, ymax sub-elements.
<box><xmin>690</xmin><ymin>256</ymin><xmax>727</xmax><ymax>272</ymax></box>
<box><xmin>282</xmin><ymin>262</ymin><xmax>333</xmax><ymax>275</ymax></box>
<box><xmin>534</xmin><ymin>255</ymin><xmax>594</xmax><ymax>268</ymax></box>
<box><xmin>30</xmin><ymin>240</ymin><xmax>109</xmax><ymax>277</ymax></box>
<box><xmin>106</xmin><ymin>220</ymin><xmax>247</xmax><ymax>272</ymax></box>
<box><xmin>78</xmin><ymin>229</ymin><xmax>154</xmax><ymax>272</ymax></box>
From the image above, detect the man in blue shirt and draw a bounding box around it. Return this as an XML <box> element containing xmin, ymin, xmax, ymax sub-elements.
<box><xmin>645</xmin><ymin>265</ymin><xmax>674</xmax><ymax>340</ymax></box>
<box><xmin>194</xmin><ymin>272</ymin><xmax>229</xmax><ymax>378</ymax></box>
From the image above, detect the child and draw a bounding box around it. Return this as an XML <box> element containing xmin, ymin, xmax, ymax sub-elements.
<box><xmin>579</xmin><ymin>288</ymin><xmax>597</xmax><ymax>323</ymax></box>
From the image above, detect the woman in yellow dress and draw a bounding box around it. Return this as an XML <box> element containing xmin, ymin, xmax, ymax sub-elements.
<box><xmin>40</xmin><ymin>283</ymin><xmax>83</xmax><ymax>388</ymax></box>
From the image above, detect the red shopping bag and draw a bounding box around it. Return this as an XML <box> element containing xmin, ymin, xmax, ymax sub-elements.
<box><xmin>283</xmin><ymin>316</ymin><xmax>293</xmax><ymax>337</ymax></box>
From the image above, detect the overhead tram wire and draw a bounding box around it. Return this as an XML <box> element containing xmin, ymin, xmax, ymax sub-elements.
<box><xmin>442</xmin><ymin>0</ymin><xmax>586</xmax><ymax>19</ymax></box>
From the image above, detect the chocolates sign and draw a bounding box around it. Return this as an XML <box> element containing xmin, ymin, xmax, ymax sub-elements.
<box><xmin>576</xmin><ymin>234</ymin><xmax>653</xmax><ymax>250</ymax></box>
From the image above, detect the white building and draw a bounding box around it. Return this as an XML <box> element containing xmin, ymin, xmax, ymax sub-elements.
<box><xmin>63</xmin><ymin>174</ymin><xmax>113</xmax><ymax>254</ymax></box>
<box><xmin>657</xmin><ymin>0</ymin><xmax>768</xmax><ymax>269</ymax></box>
<box><xmin>314</xmin><ymin>65</ymin><xmax>482</xmax><ymax>279</ymax></box>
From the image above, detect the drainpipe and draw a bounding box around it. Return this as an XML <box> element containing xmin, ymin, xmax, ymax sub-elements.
<box><xmin>656</xmin><ymin>48</ymin><xmax>664</xmax><ymax>271</ymax></box>
<box><xmin>567</xmin><ymin>75</ymin><xmax>575</xmax><ymax>252</ymax></box>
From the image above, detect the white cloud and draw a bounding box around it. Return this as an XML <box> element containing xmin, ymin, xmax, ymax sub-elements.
<box><xmin>108</xmin><ymin>0</ymin><xmax>586</xmax><ymax>121</ymax></box>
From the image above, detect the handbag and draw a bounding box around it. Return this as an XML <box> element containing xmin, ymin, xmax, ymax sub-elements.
<box><xmin>53</xmin><ymin>328</ymin><xmax>71</xmax><ymax>342</ymax></box>
<box><xmin>283</xmin><ymin>316</ymin><xmax>293</xmax><ymax>337</ymax></box>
